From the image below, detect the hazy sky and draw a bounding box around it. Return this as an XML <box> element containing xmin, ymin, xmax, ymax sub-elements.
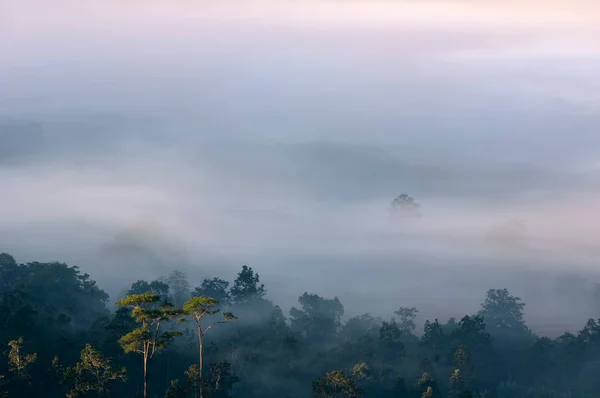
<box><xmin>2</xmin><ymin>0</ymin><xmax>600</xmax><ymax>333</ymax></box>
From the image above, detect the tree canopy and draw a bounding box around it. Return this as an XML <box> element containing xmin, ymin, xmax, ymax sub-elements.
<box><xmin>0</xmin><ymin>253</ymin><xmax>599</xmax><ymax>398</ymax></box>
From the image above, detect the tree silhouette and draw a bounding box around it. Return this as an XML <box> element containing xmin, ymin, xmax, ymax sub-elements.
<box><xmin>390</xmin><ymin>194</ymin><xmax>421</xmax><ymax>217</ymax></box>
<box><xmin>230</xmin><ymin>266</ymin><xmax>266</xmax><ymax>305</ymax></box>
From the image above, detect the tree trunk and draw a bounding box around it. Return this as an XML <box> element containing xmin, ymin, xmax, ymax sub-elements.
<box><xmin>143</xmin><ymin>352</ymin><xmax>148</xmax><ymax>398</ymax></box>
<box><xmin>198</xmin><ymin>324</ymin><xmax>204</xmax><ymax>398</ymax></box>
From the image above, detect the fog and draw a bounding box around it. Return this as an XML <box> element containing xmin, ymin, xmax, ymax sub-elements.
<box><xmin>2</xmin><ymin>0</ymin><xmax>600</xmax><ymax>336</ymax></box>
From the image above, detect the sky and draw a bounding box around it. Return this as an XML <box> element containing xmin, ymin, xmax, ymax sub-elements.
<box><xmin>2</xmin><ymin>0</ymin><xmax>600</xmax><ymax>334</ymax></box>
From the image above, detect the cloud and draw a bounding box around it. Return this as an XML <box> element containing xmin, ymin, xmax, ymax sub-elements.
<box><xmin>2</xmin><ymin>0</ymin><xmax>600</xmax><ymax>333</ymax></box>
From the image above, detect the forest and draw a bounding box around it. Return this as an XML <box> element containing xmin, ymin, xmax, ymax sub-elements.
<box><xmin>1</xmin><ymin>252</ymin><xmax>600</xmax><ymax>398</ymax></box>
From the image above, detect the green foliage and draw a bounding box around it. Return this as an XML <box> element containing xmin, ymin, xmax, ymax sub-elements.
<box><xmin>7</xmin><ymin>337</ymin><xmax>37</xmax><ymax>380</ymax></box>
<box><xmin>266</xmin><ymin>305</ymin><xmax>291</xmax><ymax>339</ymax></box>
<box><xmin>181</xmin><ymin>296</ymin><xmax>237</xmax><ymax>336</ymax></box>
<box><xmin>164</xmin><ymin>379</ymin><xmax>187</xmax><ymax>398</ymax></box>
<box><xmin>351</xmin><ymin>362</ymin><xmax>372</xmax><ymax>382</ymax></box>
<box><xmin>290</xmin><ymin>293</ymin><xmax>344</xmax><ymax>341</ymax></box>
<box><xmin>181</xmin><ymin>295</ymin><xmax>237</xmax><ymax>398</ymax></box>
<box><xmin>479</xmin><ymin>288</ymin><xmax>532</xmax><ymax>343</ymax></box>
<box><xmin>65</xmin><ymin>344</ymin><xmax>126</xmax><ymax>397</ymax></box>
<box><xmin>0</xmin><ymin>253</ymin><xmax>19</xmax><ymax>294</ymax></box>
<box><xmin>205</xmin><ymin>361</ymin><xmax>239</xmax><ymax>398</ymax></box>
<box><xmin>2</xmin><ymin>252</ymin><xmax>600</xmax><ymax>398</ymax></box>
<box><xmin>453</xmin><ymin>346</ymin><xmax>472</xmax><ymax>369</ymax></box>
<box><xmin>118</xmin><ymin>326</ymin><xmax>181</xmax><ymax>355</ymax></box>
<box><xmin>450</xmin><ymin>369</ymin><xmax>465</xmax><ymax>393</ymax></box>
<box><xmin>117</xmin><ymin>294</ymin><xmax>182</xmax><ymax>352</ymax></box>
<box><xmin>192</xmin><ymin>278</ymin><xmax>231</xmax><ymax>307</ymax></box>
<box><xmin>378</xmin><ymin>321</ymin><xmax>405</xmax><ymax>360</ymax></box>
<box><xmin>421</xmin><ymin>319</ymin><xmax>445</xmax><ymax>354</ymax></box>
<box><xmin>450</xmin><ymin>315</ymin><xmax>493</xmax><ymax>351</ymax></box>
<box><xmin>128</xmin><ymin>280</ymin><xmax>170</xmax><ymax>299</ymax></box>
<box><xmin>1</xmin><ymin>260</ymin><xmax>109</xmax><ymax>331</ymax></box>
<box><xmin>230</xmin><ymin>265</ymin><xmax>266</xmax><ymax>304</ymax></box>
<box><xmin>117</xmin><ymin>292</ymin><xmax>161</xmax><ymax>309</ymax></box>
<box><xmin>312</xmin><ymin>370</ymin><xmax>363</xmax><ymax>398</ymax></box>
<box><xmin>185</xmin><ymin>364</ymin><xmax>201</xmax><ymax>392</ymax></box>
<box><xmin>340</xmin><ymin>314</ymin><xmax>379</xmax><ymax>342</ymax></box>
<box><xmin>0</xmin><ymin>290</ymin><xmax>38</xmax><ymax>341</ymax></box>
<box><xmin>417</xmin><ymin>373</ymin><xmax>440</xmax><ymax>398</ymax></box>
<box><xmin>422</xmin><ymin>386</ymin><xmax>434</xmax><ymax>398</ymax></box>
<box><xmin>183</xmin><ymin>296</ymin><xmax>219</xmax><ymax>315</ymax></box>
<box><xmin>117</xmin><ymin>293</ymin><xmax>183</xmax><ymax>398</ymax></box>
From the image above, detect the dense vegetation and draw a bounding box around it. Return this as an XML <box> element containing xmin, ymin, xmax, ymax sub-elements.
<box><xmin>1</xmin><ymin>252</ymin><xmax>600</xmax><ymax>398</ymax></box>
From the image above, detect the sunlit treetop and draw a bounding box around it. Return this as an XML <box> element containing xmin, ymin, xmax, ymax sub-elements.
<box><xmin>116</xmin><ymin>292</ymin><xmax>161</xmax><ymax>307</ymax></box>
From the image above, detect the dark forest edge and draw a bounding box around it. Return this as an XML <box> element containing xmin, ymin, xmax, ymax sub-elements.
<box><xmin>0</xmin><ymin>252</ymin><xmax>599</xmax><ymax>398</ymax></box>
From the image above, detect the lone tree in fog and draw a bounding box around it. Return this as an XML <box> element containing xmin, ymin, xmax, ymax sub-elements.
<box><xmin>181</xmin><ymin>296</ymin><xmax>236</xmax><ymax>398</ymax></box>
<box><xmin>390</xmin><ymin>194</ymin><xmax>421</xmax><ymax>218</ymax></box>
<box><xmin>117</xmin><ymin>293</ymin><xmax>182</xmax><ymax>398</ymax></box>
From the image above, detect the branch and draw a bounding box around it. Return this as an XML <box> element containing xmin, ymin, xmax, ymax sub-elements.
<box><xmin>202</xmin><ymin>321</ymin><xmax>227</xmax><ymax>337</ymax></box>
<box><xmin>149</xmin><ymin>341</ymin><xmax>157</xmax><ymax>360</ymax></box>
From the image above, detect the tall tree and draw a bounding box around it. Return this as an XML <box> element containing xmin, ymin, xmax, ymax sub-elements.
<box><xmin>117</xmin><ymin>293</ymin><xmax>182</xmax><ymax>398</ymax></box>
<box><xmin>181</xmin><ymin>296</ymin><xmax>236</xmax><ymax>398</ymax></box>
